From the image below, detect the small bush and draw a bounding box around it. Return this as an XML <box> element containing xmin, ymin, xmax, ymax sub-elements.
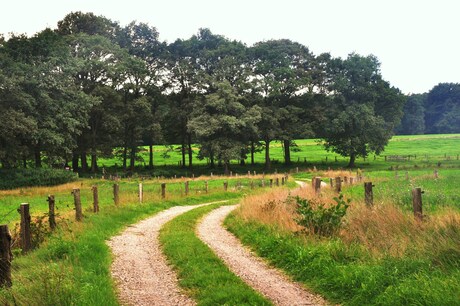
<box><xmin>295</xmin><ymin>194</ymin><xmax>350</xmax><ymax>237</ymax></box>
<box><xmin>0</xmin><ymin>168</ymin><xmax>77</xmax><ymax>190</ymax></box>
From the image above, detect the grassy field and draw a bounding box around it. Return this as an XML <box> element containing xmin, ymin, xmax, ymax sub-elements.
<box><xmin>0</xmin><ymin>133</ymin><xmax>459</xmax><ymax>305</ymax></box>
<box><xmin>95</xmin><ymin>134</ymin><xmax>460</xmax><ymax>174</ymax></box>
<box><xmin>0</xmin><ymin>180</ymin><xmax>251</xmax><ymax>305</ymax></box>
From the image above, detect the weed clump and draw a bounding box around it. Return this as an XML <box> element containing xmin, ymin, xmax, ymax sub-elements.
<box><xmin>295</xmin><ymin>194</ymin><xmax>350</xmax><ymax>237</ymax></box>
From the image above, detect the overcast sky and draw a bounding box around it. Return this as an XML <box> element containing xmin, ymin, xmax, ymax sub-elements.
<box><xmin>1</xmin><ymin>0</ymin><xmax>459</xmax><ymax>94</ymax></box>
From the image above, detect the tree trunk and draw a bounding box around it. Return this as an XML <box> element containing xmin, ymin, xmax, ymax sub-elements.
<box><xmin>149</xmin><ymin>145</ymin><xmax>154</xmax><ymax>169</ymax></box>
<box><xmin>224</xmin><ymin>161</ymin><xmax>230</xmax><ymax>175</ymax></box>
<box><xmin>34</xmin><ymin>146</ymin><xmax>41</xmax><ymax>168</ymax></box>
<box><xmin>283</xmin><ymin>139</ymin><xmax>291</xmax><ymax>165</ymax></box>
<box><xmin>90</xmin><ymin>153</ymin><xmax>98</xmax><ymax>173</ymax></box>
<box><xmin>187</xmin><ymin>133</ymin><xmax>193</xmax><ymax>170</ymax></box>
<box><xmin>122</xmin><ymin>146</ymin><xmax>127</xmax><ymax>170</ymax></box>
<box><xmin>181</xmin><ymin>141</ymin><xmax>186</xmax><ymax>168</ymax></box>
<box><xmin>347</xmin><ymin>152</ymin><xmax>356</xmax><ymax>168</ymax></box>
<box><xmin>264</xmin><ymin>139</ymin><xmax>271</xmax><ymax>170</ymax></box>
<box><xmin>72</xmin><ymin>153</ymin><xmax>79</xmax><ymax>172</ymax></box>
<box><xmin>251</xmin><ymin>141</ymin><xmax>255</xmax><ymax>165</ymax></box>
<box><xmin>81</xmin><ymin>153</ymin><xmax>88</xmax><ymax>172</ymax></box>
<box><xmin>129</xmin><ymin>146</ymin><xmax>136</xmax><ymax>171</ymax></box>
<box><xmin>209</xmin><ymin>149</ymin><xmax>215</xmax><ymax>168</ymax></box>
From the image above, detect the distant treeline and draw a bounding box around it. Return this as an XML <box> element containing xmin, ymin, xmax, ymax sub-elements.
<box><xmin>397</xmin><ymin>83</ymin><xmax>460</xmax><ymax>135</ymax></box>
<box><xmin>0</xmin><ymin>12</ymin><xmax>408</xmax><ymax>171</ymax></box>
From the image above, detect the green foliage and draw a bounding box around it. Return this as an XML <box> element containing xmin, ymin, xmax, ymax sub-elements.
<box><xmin>295</xmin><ymin>194</ymin><xmax>350</xmax><ymax>237</ymax></box>
<box><xmin>0</xmin><ymin>169</ymin><xmax>77</xmax><ymax>190</ymax></box>
<box><xmin>322</xmin><ymin>54</ymin><xmax>406</xmax><ymax>167</ymax></box>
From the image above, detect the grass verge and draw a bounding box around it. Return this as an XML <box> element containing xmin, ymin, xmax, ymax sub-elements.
<box><xmin>225</xmin><ymin>214</ymin><xmax>460</xmax><ymax>305</ymax></box>
<box><xmin>160</xmin><ymin>203</ymin><xmax>271</xmax><ymax>306</ymax></box>
<box><xmin>0</xmin><ymin>192</ymin><xmax>240</xmax><ymax>305</ymax></box>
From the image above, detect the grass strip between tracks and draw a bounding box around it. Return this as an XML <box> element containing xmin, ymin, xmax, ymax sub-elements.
<box><xmin>160</xmin><ymin>202</ymin><xmax>272</xmax><ymax>306</ymax></box>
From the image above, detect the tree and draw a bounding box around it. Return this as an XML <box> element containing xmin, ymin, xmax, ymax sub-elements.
<box><xmin>249</xmin><ymin>39</ymin><xmax>315</xmax><ymax>167</ymax></box>
<box><xmin>425</xmin><ymin>83</ymin><xmax>460</xmax><ymax>134</ymax></box>
<box><xmin>2</xmin><ymin>29</ymin><xmax>97</xmax><ymax>168</ymax></box>
<box><xmin>188</xmin><ymin>81</ymin><xmax>261</xmax><ymax>174</ymax></box>
<box><xmin>322</xmin><ymin>54</ymin><xmax>405</xmax><ymax>167</ymax></box>
<box><xmin>396</xmin><ymin>94</ymin><xmax>426</xmax><ymax>135</ymax></box>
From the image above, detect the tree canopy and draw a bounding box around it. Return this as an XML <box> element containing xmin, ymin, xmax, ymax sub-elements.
<box><xmin>2</xmin><ymin>11</ymin><xmax>444</xmax><ymax>172</ymax></box>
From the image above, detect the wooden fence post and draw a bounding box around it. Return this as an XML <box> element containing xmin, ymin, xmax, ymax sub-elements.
<box><xmin>335</xmin><ymin>177</ymin><xmax>342</xmax><ymax>193</ymax></box>
<box><xmin>250</xmin><ymin>180</ymin><xmax>254</xmax><ymax>189</ymax></box>
<box><xmin>412</xmin><ymin>187</ymin><xmax>423</xmax><ymax>221</ymax></box>
<box><xmin>314</xmin><ymin>178</ymin><xmax>321</xmax><ymax>194</ymax></box>
<box><xmin>139</xmin><ymin>183</ymin><xmax>143</xmax><ymax>203</ymax></box>
<box><xmin>185</xmin><ymin>181</ymin><xmax>189</xmax><ymax>196</ymax></box>
<box><xmin>92</xmin><ymin>186</ymin><xmax>99</xmax><ymax>213</ymax></box>
<box><xmin>269</xmin><ymin>179</ymin><xmax>273</xmax><ymax>188</ymax></box>
<box><xmin>205</xmin><ymin>181</ymin><xmax>208</xmax><ymax>194</ymax></box>
<box><xmin>349</xmin><ymin>177</ymin><xmax>354</xmax><ymax>185</ymax></box>
<box><xmin>281</xmin><ymin>177</ymin><xmax>285</xmax><ymax>185</ymax></box>
<box><xmin>364</xmin><ymin>182</ymin><xmax>374</xmax><ymax>207</ymax></box>
<box><xmin>161</xmin><ymin>183</ymin><xmax>166</xmax><ymax>199</ymax></box>
<box><xmin>47</xmin><ymin>195</ymin><xmax>56</xmax><ymax>230</ymax></box>
<box><xmin>329</xmin><ymin>178</ymin><xmax>334</xmax><ymax>188</ymax></box>
<box><xmin>73</xmin><ymin>189</ymin><xmax>83</xmax><ymax>222</ymax></box>
<box><xmin>223</xmin><ymin>181</ymin><xmax>228</xmax><ymax>191</ymax></box>
<box><xmin>344</xmin><ymin>176</ymin><xmax>349</xmax><ymax>184</ymax></box>
<box><xmin>19</xmin><ymin>203</ymin><xmax>31</xmax><ymax>253</ymax></box>
<box><xmin>113</xmin><ymin>184</ymin><xmax>120</xmax><ymax>206</ymax></box>
<box><xmin>261</xmin><ymin>179</ymin><xmax>265</xmax><ymax>187</ymax></box>
<box><xmin>0</xmin><ymin>225</ymin><xmax>12</xmax><ymax>287</ymax></box>
<box><xmin>275</xmin><ymin>177</ymin><xmax>279</xmax><ymax>186</ymax></box>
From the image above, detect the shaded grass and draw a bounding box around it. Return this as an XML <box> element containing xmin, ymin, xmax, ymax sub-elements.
<box><xmin>160</xmin><ymin>203</ymin><xmax>271</xmax><ymax>306</ymax></box>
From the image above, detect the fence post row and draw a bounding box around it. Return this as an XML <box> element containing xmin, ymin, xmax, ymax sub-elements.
<box><xmin>19</xmin><ymin>203</ymin><xmax>31</xmax><ymax>253</ymax></box>
<box><xmin>412</xmin><ymin>187</ymin><xmax>423</xmax><ymax>221</ymax></box>
<box><xmin>364</xmin><ymin>182</ymin><xmax>374</xmax><ymax>206</ymax></box>
<box><xmin>314</xmin><ymin>177</ymin><xmax>321</xmax><ymax>194</ymax></box>
<box><xmin>113</xmin><ymin>184</ymin><xmax>120</xmax><ymax>206</ymax></box>
<box><xmin>0</xmin><ymin>225</ymin><xmax>12</xmax><ymax>287</ymax></box>
<box><xmin>73</xmin><ymin>189</ymin><xmax>83</xmax><ymax>222</ymax></box>
<box><xmin>92</xmin><ymin>186</ymin><xmax>99</xmax><ymax>213</ymax></box>
<box><xmin>47</xmin><ymin>195</ymin><xmax>56</xmax><ymax>230</ymax></box>
<box><xmin>139</xmin><ymin>183</ymin><xmax>143</xmax><ymax>203</ymax></box>
<box><xmin>335</xmin><ymin>177</ymin><xmax>342</xmax><ymax>193</ymax></box>
<box><xmin>161</xmin><ymin>183</ymin><xmax>166</xmax><ymax>199</ymax></box>
<box><xmin>185</xmin><ymin>181</ymin><xmax>189</xmax><ymax>196</ymax></box>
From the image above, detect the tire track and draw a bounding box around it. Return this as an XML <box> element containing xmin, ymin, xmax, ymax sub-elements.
<box><xmin>197</xmin><ymin>205</ymin><xmax>326</xmax><ymax>306</ymax></box>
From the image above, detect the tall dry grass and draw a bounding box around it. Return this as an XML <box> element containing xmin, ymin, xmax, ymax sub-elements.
<box><xmin>236</xmin><ymin>180</ymin><xmax>460</xmax><ymax>259</ymax></box>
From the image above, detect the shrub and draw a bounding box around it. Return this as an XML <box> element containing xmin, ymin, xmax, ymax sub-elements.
<box><xmin>0</xmin><ymin>168</ymin><xmax>77</xmax><ymax>190</ymax></box>
<box><xmin>295</xmin><ymin>194</ymin><xmax>350</xmax><ymax>237</ymax></box>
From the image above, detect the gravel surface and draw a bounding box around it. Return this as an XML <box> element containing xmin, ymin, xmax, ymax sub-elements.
<box><xmin>197</xmin><ymin>205</ymin><xmax>327</xmax><ymax>306</ymax></box>
<box><xmin>107</xmin><ymin>201</ymin><xmax>227</xmax><ymax>306</ymax></box>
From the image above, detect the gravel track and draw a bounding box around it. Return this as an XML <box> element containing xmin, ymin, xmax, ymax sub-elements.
<box><xmin>197</xmin><ymin>205</ymin><xmax>326</xmax><ymax>306</ymax></box>
<box><xmin>107</xmin><ymin>201</ymin><xmax>227</xmax><ymax>306</ymax></box>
